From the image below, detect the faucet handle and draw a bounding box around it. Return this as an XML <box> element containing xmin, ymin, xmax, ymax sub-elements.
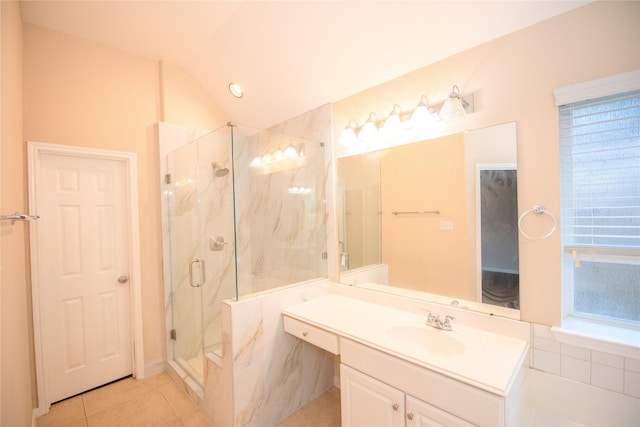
<box><xmin>443</xmin><ymin>315</ymin><xmax>455</xmax><ymax>327</ymax></box>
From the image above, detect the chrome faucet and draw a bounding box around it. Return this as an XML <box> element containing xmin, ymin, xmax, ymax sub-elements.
<box><xmin>425</xmin><ymin>311</ymin><xmax>455</xmax><ymax>331</ymax></box>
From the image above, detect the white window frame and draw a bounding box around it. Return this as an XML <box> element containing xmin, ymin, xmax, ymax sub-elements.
<box><xmin>555</xmin><ymin>70</ymin><xmax>640</xmax><ymax>330</ymax></box>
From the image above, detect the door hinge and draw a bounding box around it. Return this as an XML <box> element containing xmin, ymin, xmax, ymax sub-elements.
<box><xmin>165</xmin><ymin>173</ymin><xmax>172</xmax><ymax>184</ymax></box>
<box><xmin>321</xmin><ymin>252</ymin><xmax>328</xmax><ymax>260</ymax></box>
<box><xmin>170</xmin><ymin>329</ymin><xmax>177</xmax><ymax>340</ymax></box>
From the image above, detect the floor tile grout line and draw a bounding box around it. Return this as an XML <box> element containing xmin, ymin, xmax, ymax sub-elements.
<box><xmin>80</xmin><ymin>393</ymin><xmax>88</xmax><ymax>424</ymax></box>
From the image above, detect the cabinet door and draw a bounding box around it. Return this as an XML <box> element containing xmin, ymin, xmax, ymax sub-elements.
<box><xmin>406</xmin><ymin>395</ymin><xmax>476</xmax><ymax>427</ymax></box>
<box><xmin>341</xmin><ymin>364</ymin><xmax>405</xmax><ymax>427</ymax></box>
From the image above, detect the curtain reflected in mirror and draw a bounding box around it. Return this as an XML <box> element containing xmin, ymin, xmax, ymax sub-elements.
<box><xmin>479</xmin><ymin>168</ymin><xmax>519</xmax><ymax>309</ymax></box>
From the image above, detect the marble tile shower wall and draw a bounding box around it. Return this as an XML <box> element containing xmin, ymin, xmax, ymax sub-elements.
<box><xmin>531</xmin><ymin>324</ymin><xmax>640</xmax><ymax>399</ymax></box>
<box><xmin>233</xmin><ymin>133</ymin><xmax>324</xmax><ymax>295</ymax></box>
<box><xmin>202</xmin><ymin>104</ymin><xmax>336</xmax><ymax>426</ymax></box>
<box><xmin>233</xmin><ymin>103</ymin><xmax>334</xmax><ymax>297</ymax></box>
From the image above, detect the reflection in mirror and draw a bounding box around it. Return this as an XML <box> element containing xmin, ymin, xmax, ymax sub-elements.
<box><xmin>479</xmin><ymin>167</ymin><xmax>519</xmax><ymax>309</ymax></box>
<box><xmin>337</xmin><ymin>122</ymin><xmax>519</xmax><ymax>317</ymax></box>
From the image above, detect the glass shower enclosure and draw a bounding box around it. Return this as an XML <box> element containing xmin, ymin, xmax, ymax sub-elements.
<box><xmin>165</xmin><ymin>124</ymin><xmax>327</xmax><ymax>386</ymax></box>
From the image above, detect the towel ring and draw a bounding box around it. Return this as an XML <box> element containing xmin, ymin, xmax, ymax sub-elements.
<box><xmin>518</xmin><ymin>205</ymin><xmax>557</xmax><ymax>240</ymax></box>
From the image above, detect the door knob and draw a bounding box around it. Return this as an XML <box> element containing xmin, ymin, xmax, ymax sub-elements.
<box><xmin>117</xmin><ymin>275</ymin><xmax>129</xmax><ymax>284</ymax></box>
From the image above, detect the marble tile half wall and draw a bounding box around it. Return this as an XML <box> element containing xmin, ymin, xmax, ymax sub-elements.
<box><xmin>227</xmin><ymin>280</ymin><xmax>334</xmax><ymax>427</ymax></box>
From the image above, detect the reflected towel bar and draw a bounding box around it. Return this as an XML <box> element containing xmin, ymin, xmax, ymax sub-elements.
<box><xmin>392</xmin><ymin>210</ymin><xmax>440</xmax><ymax>216</ymax></box>
<box><xmin>1</xmin><ymin>212</ymin><xmax>40</xmax><ymax>224</ymax></box>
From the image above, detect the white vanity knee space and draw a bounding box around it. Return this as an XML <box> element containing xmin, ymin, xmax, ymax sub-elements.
<box><xmin>282</xmin><ymin>292</ymin><xmax>530</xmax><ymax>427</ymax></box>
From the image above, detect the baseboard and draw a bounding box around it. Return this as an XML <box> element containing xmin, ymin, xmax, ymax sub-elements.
<box><xmin>142</xmin><ymin>360</ymin><xmax>167</xmax><ymax>378</ymax></box>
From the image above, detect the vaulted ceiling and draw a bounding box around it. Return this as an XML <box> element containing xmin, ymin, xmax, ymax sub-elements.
<box><xmin>20</xmin><ymin>1</ymin><xmax>591</xmax><ymax>129</ymax></box>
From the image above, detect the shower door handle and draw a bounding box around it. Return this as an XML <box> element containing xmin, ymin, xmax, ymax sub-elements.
<box><xmin>189</xmin><ymin>259</ymin><xmax>205</xmax><ymax>288</ymax></box>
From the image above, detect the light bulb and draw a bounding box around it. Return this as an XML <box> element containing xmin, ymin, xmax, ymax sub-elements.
<box><xmin>338</xmin><ymin>120</ymin><xmax>358</xmax><ymax>148</ymax></box>
<box><xmin>380</xmin><ymin>105</ymin><xmax>403</xmax><ymax>142</ymax></box>
<box><xmin>358</xmin><ymin>113</ymin><xmax>380</xmax><ymax>148</ymax></box>
<box><xmin>439</xmin><ymin>85</ymin><xmax>467</xmax><ymax>120</ymax></box>
<box><xmin>228</xmin><ymin>82</ymin><xmax>243</xmax><ymax>98</ymax></box>
<box><xmin>410</xmin><ymin>95</ymin><xmax>438</xmax><ymax>138</ymax></box>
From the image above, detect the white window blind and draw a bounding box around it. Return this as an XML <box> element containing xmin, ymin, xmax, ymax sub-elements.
<box><xmin>559</xmin><ymin>90</ymin><xmax>640</xmax><ymax>253</ymax></box>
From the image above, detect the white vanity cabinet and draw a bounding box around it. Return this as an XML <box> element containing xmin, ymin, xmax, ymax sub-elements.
<box><xmin>282</xmin><ymin>294</ymin><xmax>528</xmax><ymax>427</ymax></box>
<box><xmin>405</xmin><ymin>396</ymin><xmax>475</xmax><ymax>427</ymax></box>
<box><xmin>341</xmin><ymin>364</ymin><xmax>474</xmax><ymax>427</ymax></box>
<box><xmin>340</xmin><ymin>338</ymin><xmax>498</xmax><ymax>426</ymax></box>
<box><xmin>341</xmin><ymin>364</ymin><xmax>405</xmax><ymax>426</ymax></box>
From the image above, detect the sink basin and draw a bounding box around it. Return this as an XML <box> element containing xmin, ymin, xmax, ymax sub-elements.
<box><xmin>385</xmin><ymin>323</ymin><xmax>467</xmax><ymax>356</ymax></box>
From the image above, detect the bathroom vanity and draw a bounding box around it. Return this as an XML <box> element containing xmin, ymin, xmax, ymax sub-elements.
<box><xmin>282</xmin><ymin>293</ymin><xmax>529</xmax><ymax>426</ymax></box>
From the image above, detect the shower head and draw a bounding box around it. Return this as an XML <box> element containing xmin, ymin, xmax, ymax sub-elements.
<box><xmin>211</xmin><ymin>161</ymin><xmax>230</xmax><ymax>177</ymax></box>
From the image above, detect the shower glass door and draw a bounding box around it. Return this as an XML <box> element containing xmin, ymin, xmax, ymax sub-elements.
<box><xmin>167</xmin><ymin>138</ymin><xmax>205</xmax><ymax>383</ymax></box>
<box><xmin>166</xmin><ymin>126</ymin><xmax>237</xmax><ymax>385</ymax></box>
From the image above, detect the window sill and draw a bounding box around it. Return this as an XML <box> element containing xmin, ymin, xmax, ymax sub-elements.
<box><xmin>551</xmin><ymin>317</ymin><xmax>640</xmax><ymax>359</ymax></box>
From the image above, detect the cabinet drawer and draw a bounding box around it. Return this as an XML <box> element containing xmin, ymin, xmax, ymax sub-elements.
<box><xmin>283</xmin><ymin>315</ymin><xmax>339</xmax><ymax>355</ymax></box>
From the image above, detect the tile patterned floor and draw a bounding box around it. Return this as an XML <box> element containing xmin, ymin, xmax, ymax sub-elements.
<box><xmin>276</xmin><ymin>387</ymin><xmax>341</xmax><ymax>427</ymax></box>
<box><xmin>35</xmin><ymin>373</ymin><xmax>340</xmax><ymax>427</ymax></box>
<box><xmin>35</xmin><ymin>373</ymin><xmax>212</xmax><ymax>427</ymax></box>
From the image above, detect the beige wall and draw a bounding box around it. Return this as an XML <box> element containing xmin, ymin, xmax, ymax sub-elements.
<box><xmin>381</xmin><ymin>133</ymin><xmax>470</xmax><ymax>297</ymax></box>
<box><xmin>332</xmin><ymin>0</ymin><xmax>640</xmax><ymax>326</ymax></box>
<box><xmin>1</xmin><ymin>2</ymin><xmax>35</xmax><ymax>425</ymax></box>
<box><xmin>160</xmin><ymin>61</ymin><xmax>228</xmax><ymax>130</ymax></box>
<box><xmin>1</xmin><ymin>20</ymin><xmax>229</xmax><ymax>422</ymax></box>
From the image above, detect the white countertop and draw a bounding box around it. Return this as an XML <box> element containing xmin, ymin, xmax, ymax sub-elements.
<box><xmin>283</xmin><ymin>293</ymin><xmax>528</xmax><ymax>396</ymax></box>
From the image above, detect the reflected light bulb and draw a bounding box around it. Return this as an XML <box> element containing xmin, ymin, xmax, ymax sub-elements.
<box><xmin>284</xmin><ymin>144</ymin><xmax>298</xmax><ymax>158</ymax></box>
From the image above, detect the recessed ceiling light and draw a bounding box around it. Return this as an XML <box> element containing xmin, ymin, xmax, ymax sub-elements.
<box><xmin>228</xmin><ymin>82</ymin><xmax>244</xmax><ymax>98</ymax></box>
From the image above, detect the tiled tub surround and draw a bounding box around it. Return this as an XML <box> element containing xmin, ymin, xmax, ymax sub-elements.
<box><xmin>517</xmin><ymin>322</ymin><xmax>640</xmax><ymax>425</ymax></box>
<box><xmin>531</xmin><ymin>323</ymin><xmax>639</xmax><ymax>398</ymax></box>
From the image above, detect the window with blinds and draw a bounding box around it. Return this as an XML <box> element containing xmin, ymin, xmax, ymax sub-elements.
<box><xmin>559</xmin><ymin>89</ymin><xmax>640</xmax><ymax>324</ymax></box>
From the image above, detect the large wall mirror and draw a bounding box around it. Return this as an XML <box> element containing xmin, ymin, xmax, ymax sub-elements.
<box><xmin>337</xmin><ymin>122</ymin><xmax>520</xmax><ymax>318</ymax></box>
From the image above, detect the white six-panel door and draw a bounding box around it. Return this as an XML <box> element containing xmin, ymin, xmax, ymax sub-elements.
<box><xmin>36</xmin><ymin>151</ymin><xmax>133</xmax><ymax>403</ymax></box>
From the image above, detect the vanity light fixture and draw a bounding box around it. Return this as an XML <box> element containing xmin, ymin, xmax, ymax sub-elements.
<box><xmin>228</xmin><ymin>82</ymin><xmax>244</xmax><ymax>98</ymax></box>
<box><xmin>439</xmin><ymin>85</ymin><xmax>469</xmax><ymax>120</ymax></box>
<box><xmin>337</xmin><ymin>85</ymin><xmax>474</xmax><ymax>151</ymax></box>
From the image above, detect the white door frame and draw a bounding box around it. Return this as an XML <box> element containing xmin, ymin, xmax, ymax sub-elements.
<box><xmin>28</xmin><ymin>141</ymin><xmax>144</xmax><ymax>415</ymax></box>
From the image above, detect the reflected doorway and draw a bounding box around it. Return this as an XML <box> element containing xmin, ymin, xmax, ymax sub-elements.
<box><xmin>478</xmin><ymin>167</ymin><xmax>519</xmax><ymax>309</ymax></box>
